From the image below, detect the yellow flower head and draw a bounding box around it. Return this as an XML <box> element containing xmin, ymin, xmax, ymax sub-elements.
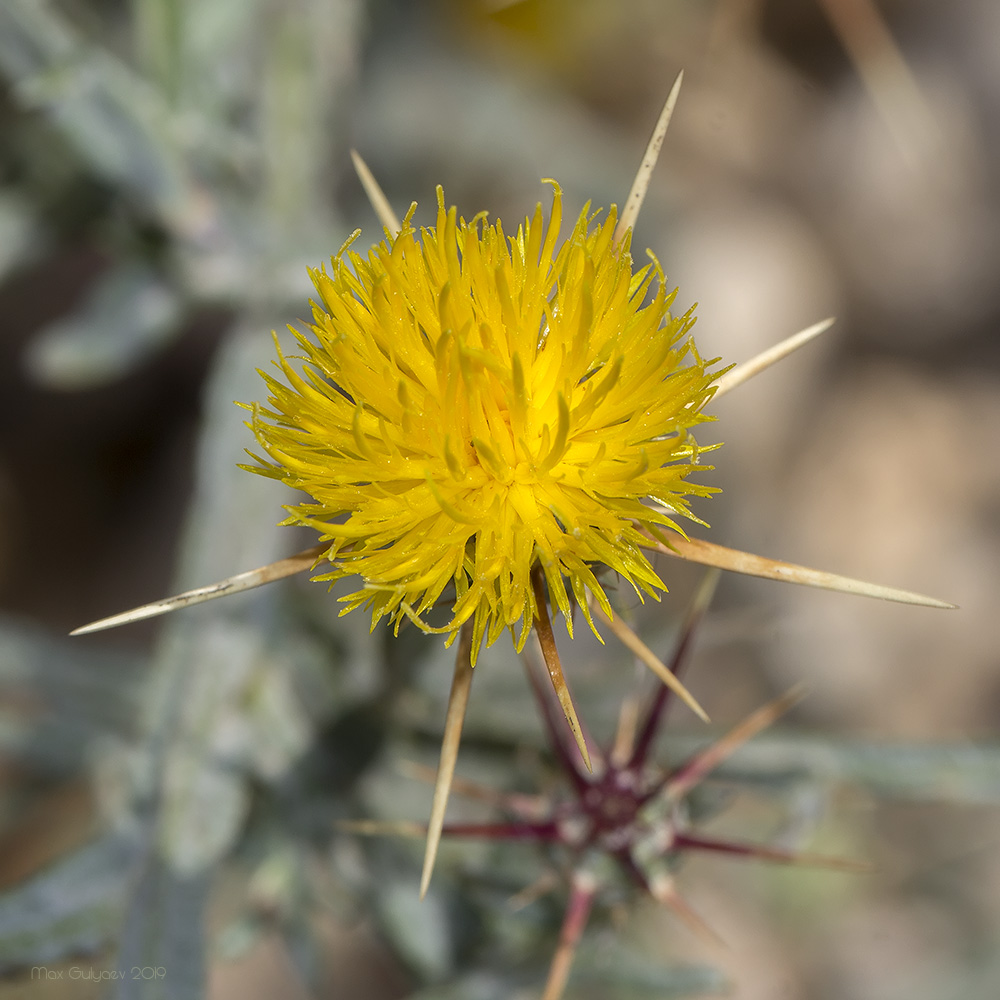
<box><xmin>246</xmin><ymin>183</ymin><xmax>722</xmax><ymax>661</ymax></box>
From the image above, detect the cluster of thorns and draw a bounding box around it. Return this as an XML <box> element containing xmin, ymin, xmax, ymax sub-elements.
<box><xmin>345</xmin><ymin>570</ymin><xmax>868</xmax><ymax>999</ymax></box>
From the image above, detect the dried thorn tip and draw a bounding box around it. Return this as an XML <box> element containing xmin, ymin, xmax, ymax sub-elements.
<box><xmin>713</xmin><ymin>318</ymin><xmax>835</xmax><ymax>399</ymax></box>
<box><xmin>647</xmin><ymin>534</ymin><xmax>956</xmax><ymax>609</ymax></box>
<box><xmin>614</xmin><ymin>70</ymin><xmax>683</xmax><ymax>246</ymax></box>
<box><xmin>70</xmin><ymin>544</ymin><xmax>325</xmax><ymax>635</ymax></box>
<box><xmin>420</xmin><ymin>620</ymin><xmax>476</xmax><ymax>899</ymax></box>
<box><xmin>532</xmin><ymin>570</ymin><xmax>593</xmax><ymax>772</ymax></box>
<box><xmin>351</xmin><ymin>149</ymin><xmax>403</xmax><ymax>236</ymax></box>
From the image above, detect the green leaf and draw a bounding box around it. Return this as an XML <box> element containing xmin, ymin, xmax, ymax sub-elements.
<box><xmin>374</xmin><ymin>866</ymin><xmax>455</xmax><ymax>982</ymax></box>
<box><xmin>664</xmin><ymin>733</ymin><xmax>1000</xmax><ymax>805</ymax></box>
<box><xmin>0</xmin><ymin>835</ymin><xmax>134</xmax><ymax>971</ymax></box>
<box><xmin>131</xmin><ymin>0</ymin><xmax>184</xmax><ymax>104</ymax></box>
<box><xmin>0</xmin><ymin>191</ymin><xmax>41</xmax><ymax>280</ymax></box>
<box><xmin>0</xmin><ymin>616</ymin><xmax>143</xmax><ymax>776</ymax></box>
<box><xmin>23</xmin><ymin>262</ymin><xmax>183</xmax><ymax>389</ymax></box>
<box><xmin>570</xmin><ymin>944</ymin><xmax>727</xmax><ymax>998</ymax></box>
<box><xmin>0</xmin><ymin>0</ymin><xmax>189</xmax><ymax>222</ymax></box>
<box><xmin>405</xmin><ymin>973</ymin><xmax>532</xmax><ymax>1000</ymax></box>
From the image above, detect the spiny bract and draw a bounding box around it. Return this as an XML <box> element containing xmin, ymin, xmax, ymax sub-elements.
<box><xmin>245</xmin><ymin>183</ymin><xmax>723</xmax><ymax>662</ymax></box>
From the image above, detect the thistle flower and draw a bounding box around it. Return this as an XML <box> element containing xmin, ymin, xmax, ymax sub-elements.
<box><xmin>244</xmin><ymin>183</ymin><xmax>721</xmax><ymax>663</ymax></box>
<box><xmin>72</xmin><ymin>73</ymin><xmax>952</xmax><ymax>897</ymax></box>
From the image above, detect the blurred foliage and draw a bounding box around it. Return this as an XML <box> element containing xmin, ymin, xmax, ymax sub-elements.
<box><xmin>0</xmin><ymin>1</ymin><xmax>998</xmax><ymax>999</ymax></box>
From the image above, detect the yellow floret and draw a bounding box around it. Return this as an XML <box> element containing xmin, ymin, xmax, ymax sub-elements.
<box><xmin>245</xmin><ymin>183</ymin><xmax>722</xmax><ymax>662</ymax></box>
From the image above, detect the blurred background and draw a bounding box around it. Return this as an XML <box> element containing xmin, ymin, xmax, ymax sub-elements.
<box><xmin>0</xmin><ymin>1</ymin><xmax>998</xmax><ymax>998</ymax></box>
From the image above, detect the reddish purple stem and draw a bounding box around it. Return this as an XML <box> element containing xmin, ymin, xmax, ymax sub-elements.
<box><xmin>442</xmin><ymin>820</ymin><xmax>561</xmax><ymax>842</ymax></box>
<box><xmin>674</xmin><ymin>831</ymin><xmax>796</xmax><ymax>862</ymax></box>
<box><xmin>628</xmin><ymin>592</ymin><xmax>711</xmax><ymax>771</ymax></box>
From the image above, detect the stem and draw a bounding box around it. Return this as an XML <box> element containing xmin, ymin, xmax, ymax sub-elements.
<box><xmin>675</xmin><ymin>832</ymin><xmax>871</xmax><ymax>872</ymax></box>
<box><xmin>541</xmin><ymin>869</ymin><xmax>598</xmax><ymax>1000</ymax></box>
<box><xmin>629</xmin><ymin>570</ymin><xmax>719</xmax><ymax>770</ymax></box>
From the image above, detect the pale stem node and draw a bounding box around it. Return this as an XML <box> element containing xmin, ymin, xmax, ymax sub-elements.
<box><xmin>531</xmin><ymin>568</ymin><xmax>594</xmax><ymax>773</ymax></box>
<box><xmin>712</xmin><ymin>318</ymin><xmax>835</xmax><ymax>400</ymax></box>
<box><xmin>70</xmin><ymin>544</ymin><xmax>327</xmax><ymax>636</ymax></box>
<box><xmin>645</xmin><ymin>534</ymin><xmax>956</xmax><ymax>609</ymax></box>
<box><xmin>541</xmin><ymin>869</ymin><xmax>599</xmax><ymax>1000</ymax></box>
<box><xmin>420</xmin><ymin>620</ymin><xmax>476</xmax><ymax>899</ymax></box>
<box><xmin>613</xmin><ymin>70</ymin><xmax>684</xmax><ymax>247</ymax></box>
<box><xmin>587</xmin><ymin>595</ymin><xmax>710</xmax><ymax>723</ymax></box>
<box><xmin>350</xmin><ymin>148</ymin><xmax>403</xmax><ymax>236</ymax></box>
<box><xmin>666</xmin><ymin>684</ymin><xmax>809</xmax><ymax>802</ymax></box>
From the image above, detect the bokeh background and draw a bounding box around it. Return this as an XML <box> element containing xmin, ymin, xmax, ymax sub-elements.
<box><xmin>1</xmin><ymin>1</ymin><xmax>999</xmax><ymax>998</ymax></box>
